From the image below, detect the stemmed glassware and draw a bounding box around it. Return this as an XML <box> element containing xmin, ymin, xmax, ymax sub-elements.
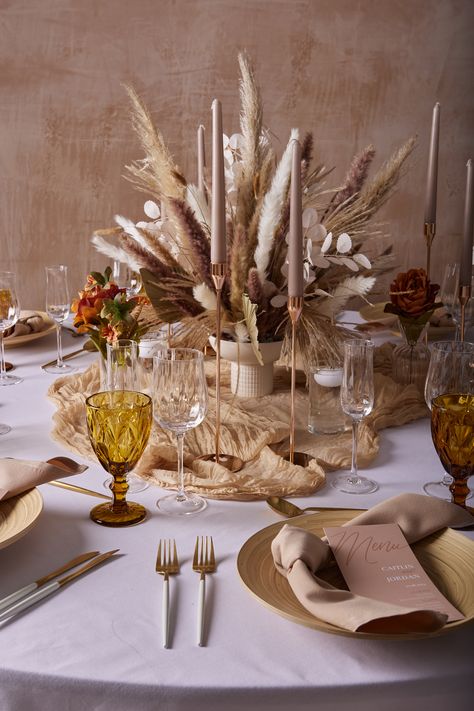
<box><xmin>112</xmin><ymin>260</ymin><xmax>142</xmax><ymax>298</ymax></box>
<box><xmin>0</xmin><ymin>271</ymin><xmax>23</xmax><ymax>434</ymax></box>
<box><xmin>86</xmin><ymin>390</ymin><xmax>152</xmax><ymax>526</ymax></box>
<box><xmin>440</xmin><ymin>263</ymin><xmax>474</xmax><ymax>340</ymax></box>
<box><xmin>44</xmin><ymin>265</ymin><xmax>75</xmax><ymax>374</ymax></box>
<box><xmin>101</xmin><ymin>339</ymin><xmax>149</xmax><ymax>494</ymax></box>
<box><xmin>331</xmin><ymin>339</ymin><xmax>378</xmax><ymax>494</ymax></box>
<box><xmin>425</xmin><ymin>341</ymin><xmax>474</xmax><ymax>507</ymax></box>
<box><xmin>424</xmin><ymin>341</ymin><xmax>474</xmax><ymax>500</ymax></box>
<box><xmin>153</xmin><ymin>348</ymin><xmax>208</xmax><ymax>515</ymax></box>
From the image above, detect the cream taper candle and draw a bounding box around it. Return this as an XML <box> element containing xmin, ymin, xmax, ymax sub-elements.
<box><xmin>424</xmin><ymin>102</ymin><xmax>440</xmax><ymax>225</ymax></box>
<box><xmin>197</xmin><ymin>124</ymin><xmax>206</xmax><ymax>194</ymax></box>
<box><xmin>460</xmin><ymin>158</ymin><xmax>474</xmax><ymax>288</ymax></box>
<box><xmin>211</xmin><ymin>100</ymin><xmax>226</xmax><ymax>264</ymax></box>
<box><xmin>288</xmin><ymin>139</ymin><xmax>304</xmax><ymax>298</ymax></box>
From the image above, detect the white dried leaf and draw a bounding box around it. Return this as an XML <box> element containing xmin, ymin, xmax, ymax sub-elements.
<box><xmin>336</xmin><ymin>233</ymin><xmax>352</xmax><ymax>253</ymax></box>
<box><xmin>353</xmin><ymin>253</ymin><xmax>372</xmax><ymax>270</ymax></box>
<box><xmin>242</xmin><ymin>294</ymin><xmax>264</xmax><ymax>365</ymax></box>
<box><xmin>144</xmin><ymin>200</ymin><xmax>161</xmax><ymax>219</ymax></box>
<box><xmin>321</xmin><ymin>232</ymin><xmax>333</xmax><ymax>254</ymax></box>
<box><xmin>307</xmin><ymin>223</ymin><xmax>327</xmax><ymax>241</ymax></box>
<box><xmin>270</xmin><ymin>293</ymin><xmax>287</xmax><ymax>308</ymax></box>
<box><xmin>312</xmin><ymin>254</ymin><xmax>331</xmax><ymax>268</ymax></box>
<box><xmin>314</xmin><ymin>288</ymin><xmax>331</xmax><ymax>296</ymax></box>
<box><xmin>302</xmin><ymin>207</ymin><xmax>318</xmax><ymax>228</ymax></box>
<box><xmin>341</xmin><ymin>257</ymin><xmax>359</xmax><ymax>272</ymax></box>
<box><xmin>281</xmin><ymin>261</ymin><xmax>289</xmax><ymax>277</ymax></box>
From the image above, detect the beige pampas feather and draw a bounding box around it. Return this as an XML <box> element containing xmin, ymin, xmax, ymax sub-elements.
<box><xmin>254</xmin><ymin>129</ymin><xmax>299</xmax><ymax>281</ymax></box>
<box><xmin>123</xmin><ymin>84</ymin><xmax>185</xmax><ymax>200</ymax></box>
<box><xmin>193</xmin><ymin>283</ymin><xmax>217</xmax><ymax>311</ymax></box>
<box><xmin>91</xmin><ymin>233</ymin><xmax>140</xmax><ymax>270</ymax></box>
<box><xmin>317</xmin><ymin>276</ymin><xmax>376</xmax><ymax>319</ymax></box>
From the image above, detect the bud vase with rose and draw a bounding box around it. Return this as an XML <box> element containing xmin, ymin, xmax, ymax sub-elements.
<box><xmin>384</xmin><ymin>268</ymin><xmax>441</xmax><ymax>393</ymax></box>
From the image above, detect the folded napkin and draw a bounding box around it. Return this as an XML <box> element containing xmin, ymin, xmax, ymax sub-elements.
<box><xmin>272</xmin><ymin>493</ymin><xmax>474</xmax><ymax>635</ymax></box>
<box><xmin>4</xmin><ymin>311</ymin><xmax>48</xmax><ymax>339</ymax></box>
<box><xmin>0</xmin><ymin>457</ymin><xmax>88</xmax><ymax>501</ymax></box>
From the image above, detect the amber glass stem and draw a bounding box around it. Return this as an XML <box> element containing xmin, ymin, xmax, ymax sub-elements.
<box><xmin>449</xmin><ymin>465</ymin><xmax>470</xmax><ymax>509</ymax></box>
<box><xmin>110</xmin><ymin>466</ymin><xmax>130</xmax><ymax>513</ymax></box>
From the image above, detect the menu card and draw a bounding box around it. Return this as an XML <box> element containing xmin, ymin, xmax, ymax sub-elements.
<box><xmin>324</xmin><ymin>523</ymin><xmax>463</xmax><ymax>622</ymax></box>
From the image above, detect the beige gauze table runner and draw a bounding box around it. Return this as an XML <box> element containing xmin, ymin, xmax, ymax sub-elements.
<box><xmin>48</xmin><ymin>344</ymin><xmax>428</xmax><ymax>500</ymax></box>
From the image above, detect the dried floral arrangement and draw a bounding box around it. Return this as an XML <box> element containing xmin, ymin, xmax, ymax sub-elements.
<box><xmin>92</xmin><ymin>54</ymin><xmax>415</xmax><ymax>370</ymax></box>
<box><xmin>72</xmin><ymin>267</ymin><xmax>150</xmax><ymax>357</ymax></box>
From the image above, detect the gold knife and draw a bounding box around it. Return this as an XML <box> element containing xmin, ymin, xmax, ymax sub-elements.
<box><xmin>41</xmin><ymin>348</ymin><xmax>88</xmax><ymax>370</ymax></box>
<box><xmin>48</xmin><ymin>480</ymin><xmax>111</xmax><ymax>500</ymax></box>
<box><xmin>0</xmin><ymin>550</ymin><xmax>119</xmax><ymax>622</ymax></box>
<box><xmin>0</xmin><ymin>551</ymin><xmax>99</xmax><ymax>612</ymax></box>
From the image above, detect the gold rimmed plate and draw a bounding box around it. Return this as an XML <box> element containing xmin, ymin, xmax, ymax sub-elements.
<box><xmin>237</xmin><ymin>510</ymin><xmax>474</xmax><ymax>640</ymax></box>
<box><xmin>0</xmin><ymin>489</ymin><xmax>43</xmax><ymax>549</ymax></box>
<box><xmin>4</xmin><ymin>311</ymin><xmax>56</xmax><ymax>348</ymax></box>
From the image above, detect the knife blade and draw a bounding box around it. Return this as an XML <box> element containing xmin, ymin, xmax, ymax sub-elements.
<box><xmin>41</xmin><ymin>348</ymin><xmax>88</xmax><ymax>370</ymax></box>
<box><xmin>0</xmin><ymin>551</ymin><xmax>100</xmax><ymax>613</ymax></box>
<box><xmin>0</xmin><ymin>549</ymin><xmax>119</xmax><ymax>622</ymax></box>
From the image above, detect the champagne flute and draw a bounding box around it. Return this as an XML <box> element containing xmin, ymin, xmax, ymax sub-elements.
<box><xmin>44</xmin><ymin>265</ymin><xmax>75</xmax><ymax>374</ymax></box>
<box><xmin>86</xmin><ymin>390</ymin><xmax>152</xmax><ymax>526</ymax></box>
<box><xmin>0</xmin><ymin>271</ymin><xmax>23</xmax><ymax>388</ymax></box>
<box><xmin>0</xmin><ymin>272</ymin><xmax>22</xmax><ymax>434</ymax></box>
<box><xmin>331</xmin><ymin>339</ymin><xmax>378</xmax><ymax>494</ymax></box>
<box><xmin>424</xmin><ymin>341</ymin><xmax>474</xmax><ymax>500</ymax></box>
<box><xmin>153</xmin><ymin>348</ymin><xmax>208</xmax><ymax>515</ymax></box>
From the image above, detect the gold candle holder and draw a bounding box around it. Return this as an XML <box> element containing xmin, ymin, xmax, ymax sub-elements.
<box><xmin>424</xmin><ymin>222</ymin><xmax>436</xmax><ymax>279</ymax></box>
<box><xmin>458</xmin><ymin>283</ymin><xmax>472</xmax><ymax>342</ymax></box>
<box><xmin>284</xmin><ymin>296</ymin><xmax>313</xmax><ymax>467</ymax></box>
<box><xmin>198</xmin><ymin>262</ymin><xmax>242</xmax><ymax>473</ymax></box>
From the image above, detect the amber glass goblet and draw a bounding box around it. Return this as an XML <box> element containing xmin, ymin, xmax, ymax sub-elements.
<box><xmin>86</xmin><ymin>390</ymin><xmax>152</xmax><ymax>526</ymax></box>
<box><xmin>431</xmin><ymin>393</ymin><xmax>474</xmax><ymax>509</ymax></box>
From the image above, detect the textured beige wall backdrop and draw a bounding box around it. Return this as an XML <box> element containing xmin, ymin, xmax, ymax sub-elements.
<box><xmin>1</xmin><ymin>0</ymin><xmax>473</xmax><ymax>308</ymax></box>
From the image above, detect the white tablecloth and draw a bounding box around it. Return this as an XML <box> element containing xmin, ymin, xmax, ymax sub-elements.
<box><xmin>0</xmin><ymin>325</ymin><xmax>473</xmax><ymax>711</ymax></box>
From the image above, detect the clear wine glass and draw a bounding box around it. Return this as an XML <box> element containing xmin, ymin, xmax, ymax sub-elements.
<box><xmin>102</xmin><ymin>339</ymin><xmax>149</xmax><ymax>495</ymax></box>
<box><xmin>153</xmin><ymin>348</ymin><xmax>208</xmax><ymax>515</ymax></box>
<box><xmin>0</xmin><ymin>271</ymin><xmax>23</xmax><ymax>434</ymax></box>
<box><xmin>424</xmin><ymin>341</ymin><xmax>474</xmax><ymax>501</ymax></box>
<box><xmin>112</xmin><ymin>260</ymin><xmax>142</xmax><ymax>298</ymax></box>
<box><xmin>331</xmin><ymin>339</ymin><xmax>378</xmax><ymax>494</ymax></box>
<box><xmin>44</xmin><ymin>265</ymin><xmax>75</xmax><ymax>374</ymax></box>
<box><xmin>440</xmin><ymin>263</ymin><xmax>474</xmax><ymax>340</ymax></box>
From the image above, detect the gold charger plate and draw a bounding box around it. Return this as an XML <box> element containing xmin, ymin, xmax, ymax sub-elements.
<box><xmin>4</xmin><ymin>311</ymin><xmax>55</xmax><ymax>348</ymax></box>
<box><xmin>0</xmin><ymin>489</ymin><xmax>43</xmax><ymax>549</ymax></box>
<box><xmin>237</xmin><ymin>510</ymin><xmax>474</xmax><ymax>640</ymax></box>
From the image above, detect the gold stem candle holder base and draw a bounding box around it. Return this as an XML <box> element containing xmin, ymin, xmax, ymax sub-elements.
<box><xmin>288</xmin><ymin>296</ymin><xmax>303</xmax><ymax>464</ymax></box>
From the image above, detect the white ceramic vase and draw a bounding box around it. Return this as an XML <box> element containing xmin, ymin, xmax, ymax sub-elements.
<box><xmin>209</xmin><ymin>337</ymin><xmax>283</xmax><ymax>397</ymax></box>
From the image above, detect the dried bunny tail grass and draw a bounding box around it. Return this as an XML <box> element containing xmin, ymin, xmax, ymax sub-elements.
<box><xmin>327</xmin><ymin>144</ymin><xmax>376</xmax><ymax>215</ymax></box>
<box><xmin>235</xmin><ymin>52</ymin><xmax>264</xmax><ymax>228</ymax></box>
<box><xmin>325</xmin><ymin>136</ymin><xmax>416</xmax><ymax>237</ymax></box>
<box><xmin>254</xmin><ymin>128</ymin><xmax>298</xmax><ymax>282</ymax></box>
<box><xmin>91</xmin><ymin>233</ymin><xmax>138</xmax><ymax>270</ymax></box>
<box><xmin>229</xmin><ymin>224</ymin><xmax>248</xmax><ymax>318</ymax></box>
<box><xmin>168</xmin><ymin>198</ymin><xmax>212</xmax><ymax>288</ymax></box>
<box><xmin>193</xmin><ymin>282</ymin><xmax>217</xmax><ymax>311</ymax></box>
<box><xmin>123</xmin><ymin>84</ymin><xmax>186</xmax><ymax>200</ymax></box>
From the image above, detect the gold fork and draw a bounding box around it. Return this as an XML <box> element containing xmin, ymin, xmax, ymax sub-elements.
<box><xmin>156</xmin><ymin>539</ymin><xmax>179</xmax><ymax>649</ymax></box>
<box><xmin>192</xmin><ymin>536</ymin><xmax>216</xmax><ymax>646</ymax></box>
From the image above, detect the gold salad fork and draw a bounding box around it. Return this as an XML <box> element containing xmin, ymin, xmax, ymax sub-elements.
<box><xmin>192</xmin><ymin>536</ymin><xmax>216</xmax><ymax>646</ymax></box>
<box><xmin>156</xmin><ymin>539</ymin><xmax>179</xmax><ymax>649</ymax></box>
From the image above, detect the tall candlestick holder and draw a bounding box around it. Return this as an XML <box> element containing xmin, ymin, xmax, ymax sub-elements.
<box><xmin>458</xmin><ymin>284</ymin><xmax>472</xmax><ymax>342</ymax></box>
<box><xmin>424</xmin><ymin>222</ymin><xmax>436</xmax><ymax>279</ymax></box>
<box><xmin>283</xmin><ymin>296</ymin><xmax>313</xmax><ymax>467</ymax></box>
<box><xmin>198</xmin><ymin>262</ymin><xmax>243</xmax><ymax>473</ymax></box>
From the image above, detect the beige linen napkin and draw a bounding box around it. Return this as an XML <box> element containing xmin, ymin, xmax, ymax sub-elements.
<box><xmin>272</xmin><ymin>493</ymin><xmax>474</xmax><ymax>635</ymax></box>
<box><xmin>0</xmin><ymin>457</ymin><xmax>88</xmax><ymax>501</ymax></box>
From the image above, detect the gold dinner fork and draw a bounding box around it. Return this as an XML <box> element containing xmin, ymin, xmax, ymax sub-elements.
<box><xmin>192</xmin><ymin>535</ymin><xmax>216</xmax><ymax>646</ymax></box>
<box><xmin>156</xmin><ymin>539</ymin><xmax>179</xmax><ymax>649</ymax></box>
